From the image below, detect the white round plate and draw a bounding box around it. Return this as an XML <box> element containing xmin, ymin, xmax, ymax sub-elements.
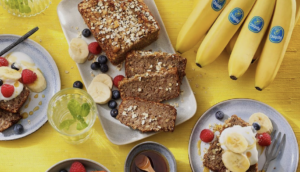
<box><xmin>189</xmin><ymin>99</ymin><xmax>298</xmax><ymax>172</ymax></box>
<box><xmin>0</xmin><ymin>34</ymin><xmax>61</xmax><ymax>140</ymax></box>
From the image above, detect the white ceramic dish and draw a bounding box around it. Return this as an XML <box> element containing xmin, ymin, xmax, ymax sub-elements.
<box><xmin>47</xmin><ymin>158</ymin><xmax>110</xmax><ymax>172</ymax></box>
<box><xmin>0</xmin><ymin>34</ymin><xmax>61</xmax><ymax>140</ymax></box>
<box><xmin>189</xmin><ymin>99</ymin><xmax>299</xmax><ymax>172</ymax></box>
<box><xmin>57</xmin><ymin>0</ymin><xmax>197</xmax><ymax>145</ymax></box>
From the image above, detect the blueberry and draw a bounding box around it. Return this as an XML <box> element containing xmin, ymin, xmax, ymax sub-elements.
<box><xmin>59</xmin><ymin>169</ymin><xmax>68</xmax><ymax>172</ymax></box>
<box><xmin>215</xmin><ymin>111</ymin><xmax>224</xmax><ymax>120</ymax></box>
<box><xmin>97</xmin><ymin>55</ymin><xmax>108</xmax><ymax>64</ymax></box>
<box><xmin>108</xmin><ymin>100</ymin><xmax>117</xmax><ymax>109</ymax></box>
<box><xmin>82</xmin><ymin>28</ymin><xmax>91</xmax><ymax>37</ymax></box>
<box><xmin>112</xmin><ymin>90</ymin><xmax>120</xmax><ymax>100</ymax></box>
<box><xmin>73</xmin><ymin>81</ymin><xmax>83</xmax><ymax>89</ymax></box>
<box><xmin>11</xmin><ymin>63</ymin><xmax>19</xmax><ymax>71</ymax></box>
<box><xmin>252</xmin><ymin>122</ymin><xmax>261</xmax><ymax>131</ymax></box>
<box><xmin>110</xmin><ymin>109</ymin><xmax>118</xmax><ymax>118</ymax></box>
<box><xmin>0</xmin><ymin>79</ymin><xmax>3</xmax><ymax>86</ymax></box>
<box><xmin>100</xmin><ymin>64</ymin><xmax>109</xmax><ymax>73</ymax></box>
<box><xmin>91</xmin><ymin>62</ymin><xmax>100</xmax><ymax>70</ymax></box>
<box><xmin>14</xmin><ymin>124</ymin><xmax>24</xmax><ymax>134</ymax></box>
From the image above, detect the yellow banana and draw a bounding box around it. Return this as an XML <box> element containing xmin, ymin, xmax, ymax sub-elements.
<box><xmin>296</xmin><ymin>0</ymin><xmax>300</xmax><ymax>23</ymax></box>
<box><xmin>195</xmin><ymin>0</ymin><xmax>256</xmax><ymax>68</ymax></box>
<box><xmin>225</xmin><ymin>27</ymin><xmax>241</xmax><ymax>54</ymax></box>
<box><xmin>228</xmin><ymin>0</ymin><xmax>276</xmax><ymax>80</ymax></box>
<box><xmin>176</xmin><ymin>0</ymin><xmax>230</xmax><ymax>53</ymax></box>
<box><xmin>255</xmin><ymin>0</ymin><xmax>296</xmax><ymax>91</ymax></box>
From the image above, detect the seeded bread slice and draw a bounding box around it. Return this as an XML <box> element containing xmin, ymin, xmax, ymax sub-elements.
<box><xmin>203</xmin><ymin>115</ymin><xmax>258</xmax><ymax>172</ymax></box>
<box><xmin>0</xmin><ymin>87</ymin><xmax>30</xmax><ymax>113</ymax></box>
<box><xmin>116</xmin><ymin>97</ymin><xmax>177</xmax><ymax>132</ymax></box>
<box><xmin>119</xmin><ymin>67</ymin><xmax>180</xmax><ymax>102</ymax></box>
<box><xmin>0</xmin><ymin>109</ymin><xmax>21</xmax><ymax>132</ymax></box>
<box><xmin>125</xmin><ymin>51</ymin><xmax>187</xmax><ymax>81</ymax></box>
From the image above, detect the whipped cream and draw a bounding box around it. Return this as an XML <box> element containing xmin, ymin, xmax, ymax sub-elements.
<box><xmin>7</xmin><ymin>52</ymin><xmax>36</xmax><ymax>70</ymax></box>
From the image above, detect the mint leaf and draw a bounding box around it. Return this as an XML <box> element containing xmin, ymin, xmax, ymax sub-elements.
<box><xmin>59</xmin><ymin>119</ymin><xmax>76</xmax><ymax>130</ymax></box>
<box><xmin>67</xmin><ymin>99</ymin><xmax>81</xmax><ymax>120</ymax></box>
<box><xmin>80</xmin><ymin>103</ymin><xmax>90</xmax><ymax>117</ymax></box>
<box><xmin>76</xmin><ymin>115</ymin><xmax>88</xmax><ymax>130</ymax></box>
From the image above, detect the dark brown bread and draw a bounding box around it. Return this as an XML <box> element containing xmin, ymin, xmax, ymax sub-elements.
<box><xmin>0</xmin><ymin>109</ymin><xmax>21</xmax><ymax>132</ymax></box>
<box><xmin>119</xmin><ymin>67</ymin><xmax>180</xmax><ymax>102</ymax></box>
<box><xmin>0</xmin><ymin>87</ymin><xmax>30</xmax><ymax>113</ymax></box>
<box><xmin>125</xmin><ymin>51</ymin><xmax>187</xmax><ymax>81</ymax></box>
<box><xmin>203</xmin><ymin>115</ymin><xmax>258</xmax><ymax>172</ymax></box>
<box><xmin>116</xmin><ymin>97</ymin><xmax>176</xmax><ymax>132</ymax></box>
<box><xmin>78</xmin><ymin>0</ymin><xmax>160</xmax><ymax>65</ymax></box>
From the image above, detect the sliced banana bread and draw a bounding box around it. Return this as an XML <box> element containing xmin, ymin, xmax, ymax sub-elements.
<box><xmin>119</xmin><ymin>67</ymin><xmax>180</xmax><ymax>102</ymax></box>
<box><xmin>116</xmin><ymin>97</ymin><xmax>177</xmax><ymax>132</ymax></box>
<box><xmin>125</xmin><ymin>51</ymin><xmax>187</xmax><ymax>81</ymax></box>
<box><xmin>0</xmin><ymin>109</ymin><xmax>21</xmax><ymax>132</ymax></box>
<box><xmin>0</xmin><ymin>87</ymin><xmax>30</xmax><ymax>113</ymax></box>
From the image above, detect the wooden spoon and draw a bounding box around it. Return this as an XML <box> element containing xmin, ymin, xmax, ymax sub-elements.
<box><xmin>134</xmin><ymin>154</ymin><xmax>155</xmax><ymax>172</ymax></box>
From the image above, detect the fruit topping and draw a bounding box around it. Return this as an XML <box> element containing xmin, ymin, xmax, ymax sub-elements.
<box><xmin>0</xmin><ymin>67</ymin><xmax>21</xmax><ymax>80</ymax></box>
<box><xmin>200</xmin><ymin>129</ymin><xmax>214</xmax><ymax>143</ymax></box>
<box><xmin>215</xmin><ymin>111</ymin><xmax>224</xmax><ymax>120</ymax></box>
<box><xmin>59</xmin><ymin>169</ymin><xmax>68</xmax><ymax>172</ymax></box>
<box><xmin>91</xmin><ymin>62</ymin><xmax>100</xmax><ymax>70</ymax></box>
<box><xmin>69</xmin><ymin>38</ymin><xmax>89</xmax><ymax>64</ymax></box>
<box><xmin>26</xmin><ymin>68</ymin><xmax>47</xmax><ymax>93</ymax></box>
<box><xmin>224</xmin><ymin>132</ymin><xmax>248</xmax><ymax>153</ymax></box>
<box><xmin>11</xmin><ymin>63</ymin><xmax>20</xmax><ymax>71</ymax></box>
<box><xmin>256</xmin><ymin>133</ymin><xmax>271</xmax><ymax>146</ymax></box>
<box><xmin>110</xmin><ymin>109</ymin><xmax>118</xmax><ymax>118</ymax></box>
<box><xmin>108</xmin><ymin>100</ymin><xmax>117</xmax><ymax>109</ymax></box>
<box><xmin>100</xmin><ymin>64</ymin><xmax>109</xmax><ymax>73</ymax></box>
<box><xmin>70</xmin><ymin>161</ymin><xmax>86</xmax><ymax>172</ymax></box>
<box><xmin>73</xmin><ymin>81</ymin><xmax>84</xmax><ymax>89</ymax></box>
<box><xmin>249</xmin><ymin>112</ymin><xmax>273</xmax><ymax>134</ymax></box>
<box><xmin>88</xmin><ymin>42</ymin><xmax>102</xmax><ymax>55</ymax></box>
<box><xmin>112</xmin><ymin>90</ymin><xmax>120</xmax><ymax>100</ymax></box>
<box><xmin>252</xmin><ymin>122</ymin><xmax>261</xmax><ymax>131</ymax></box>
<box><xmin>91</xmin><ymin>74</ymin><xmax>113</xmax><ymax>89</ymax></box>
<box><xmin>222</xmin><ymin>151</ymin><xmax>250</xmax><ymax>172</ymax></box>
<box><xmin>0</xmin><ymin>79</ymin><xmax>3</xmax><ymax>86</ymax></box>
<box><xmin>87</xmin><ymin>81</ymin><xmax>112</xmax><ymax>104</ymax></box>
<box><xmin>0</xmin><ymin>57</ymin><xmax>9</xmax><ymax>67</ymax></box>
<box><xmin>14</xmin><ymin>124</ymin><xmax>24</xmax><ymax>134</ymax></box>
<box><xmin>1</xmin><ymin>84</ymin><xmax>14</xmax><ymax>98</ymax></box>
<box><xmin>97</xmin><ymin>55</ymin><xmax>108</xmax><ymax>64</ymax></box>
<box><xmin>113</xmin><ymin>75</ymin><xmax>125</xmax><ymax>88</ymax></box>
<box><xmin>21</xmin><ymin>69</ymin><xmax>37</xmax><ymax>84</ymax></box>
<box><xmin>82</xmin><ymin>28</ymin><xmax>91</xmax><ymax>37</ymax></box>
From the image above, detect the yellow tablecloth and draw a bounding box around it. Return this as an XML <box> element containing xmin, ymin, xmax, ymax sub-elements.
<box><xmin>0</xmin><ymin>0</ymin><xmax>299</xmax><ymax>171</ymax></box>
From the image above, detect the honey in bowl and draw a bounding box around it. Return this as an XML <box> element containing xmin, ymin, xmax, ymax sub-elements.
<box><xmin>131</xmin><ymin>150</ymin><xmax>169</xmax><ymax>172</ymax></box>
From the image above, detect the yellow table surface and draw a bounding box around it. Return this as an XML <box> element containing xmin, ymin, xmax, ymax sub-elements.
<box><xmin>0</xmin><ymin>0</ymin><xmax>300</xmax><ymax>171</ymax></box>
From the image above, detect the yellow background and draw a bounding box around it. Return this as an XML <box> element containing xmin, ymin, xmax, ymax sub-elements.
<box><xmin>0</xmin><ymin>0</ymin><xmax>300</xmax><ymax>171</ymax></box>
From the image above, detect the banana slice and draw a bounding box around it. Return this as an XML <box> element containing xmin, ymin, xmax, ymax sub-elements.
<box><xmin>249</xmin><ymin>113</ymin><xmax>273</xmax><ymax>134</ymax></box>
<box><xmin>91</xmin><ymin>74</ymin><xmax>113</xmax><ymax>89</ymax></box>
<box><xmin>69</xmin><ymin>38</ymin><xmax>89</xmax><ymax>64</ymax></box>
<box><xmin>26</xmin><ymin>68</ymin><xmax>47</xmax><ymax>93</ymax></box>
<box><xmin>225</xmin><ymin>132</ymin><xmax>248</xmax><ymax>153</ymax></box>
<box><xmin>87</xmin><ymin>81</ymin><xmax>112</xmax><ymax>104</ymax></box>
<box><xmin>0</xmin><ymin>67</ymin><xmax>21</xmax><ymax>81</ymax></box>
<box><xmin>222</xmin><ymin>151</ymin><xmax>250</xmax><ymax>172</ymax></box>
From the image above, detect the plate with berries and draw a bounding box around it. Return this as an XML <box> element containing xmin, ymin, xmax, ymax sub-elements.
<box><xmin>189</xmin><ymin>99</ymin><xmax>298</xmax><ymax>172</ymax></box>
<box><xmin>0</xmin><ymin>34</ymin><xmax>60</xmax><ymax>140</ymax></box>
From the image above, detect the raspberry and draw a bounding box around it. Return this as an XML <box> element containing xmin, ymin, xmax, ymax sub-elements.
<box><xmin>88</xmin><ymin>42</ymin><xmax>102</xmax><ymax>54</ymax></box>
<box><xmin>1</xmin><ymin>84</ymin><xmax>14</xmax><ymax>98</ymax></box>
<box><xmin>200</xmin><ymin>129</ymin><xmax>214</xmax><ymax>143</ymax></box>
<box><xmin>0</xmin><ymin>57</ymin><xmax>9</xmax><ymax>67</ymax></box>
<box><xmin>256</xmin><ymin>133</ymin><xmax>271</xmax><ymax>146</ymax></box>
<box><xmin>113</xmin><ymin>75</ymin><xmax>125</xmax><ymax>88</ymax></box>
<box><xmin>21</xmin><ymin>69</ymin><xmax>37</xmax><ymax>84</ymax></box>
<box><xmin>70</xmin><ymin>161</ymin><xmax>86</xmax><ymax>172</ymax></box>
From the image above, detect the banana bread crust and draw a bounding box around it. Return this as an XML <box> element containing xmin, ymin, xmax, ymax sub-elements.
<box><xmin>0</xmin><ymin>87</ymin><xmax>30</xmax><ymax>113</ymax></box>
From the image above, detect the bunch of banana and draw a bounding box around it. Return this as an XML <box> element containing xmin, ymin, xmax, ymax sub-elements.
<box><xmin>195</xmin><ymin>0</ymin><xmax>256</xmax><ymax>68</ymax></box>
<box><xmin>176</xmin><ymin>0</ymin><xmax>230</xmax><ymax>53</ymax></box>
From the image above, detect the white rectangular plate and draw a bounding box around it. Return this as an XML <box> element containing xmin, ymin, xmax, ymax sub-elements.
<box><xmin>57</xmin><ymin>0</ymin><xmax>197</xmax><ymax>145</ymax></box>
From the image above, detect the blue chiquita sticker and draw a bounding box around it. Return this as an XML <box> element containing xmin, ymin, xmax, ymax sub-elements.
<box><xmin>248</xmin><ymin>16</ymin><xmax>264</xmax><ymax>33</ymax></box>
<box><xmin>269</xmin><ymin>26</ymin><xmax>284</xmax><ymax>43</ymax></box>
<box><xmin>228</xmin><ymin>8</ymin><xmax>244</xmax><ymax>25</ymax></box>
<box><xmin>211</xmin><ymin>0</ymin><xmax>227</xmax><ymax>12</ymax></box>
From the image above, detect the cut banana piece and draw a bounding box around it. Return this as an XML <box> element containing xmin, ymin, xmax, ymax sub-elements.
<box><xmin>91</xmin><ymin>74</ymin><xmax>113</xmax><ymax>89</ymax></box>
<box><xmin>222</xmin><ymin>151</ymin><xmax>250</xmax><ymax>172</ymax></box>
<box><xmin>249</xmin><ymin>112</ymin><xmax>273</xmax><ymax>134</ymax></box>
<box><xmin>0</xmin><ymin>67</ymin><xmax>21</xmax><ymax>81</ymax></box>
<box><xmin>87</xmin><ymin>81</ymin><xmax>112</xmax><ymax>104</ymax></box>
<box><xmin>26</xmin><ymin>68</ymin><xmax>47</xmax><ymax>93</ymax></box>
<box><xmin>69</xmin><ymin>38</ymin><xmax>89</xmax><ymax>64</ymax></box>
<box><xmin>225</xmin><ymin>132</ymin><xmax>248</xmax><ymax>153</ymax></box>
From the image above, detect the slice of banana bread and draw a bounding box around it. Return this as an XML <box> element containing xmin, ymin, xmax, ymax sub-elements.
<box><xmin>78</xmin><ymin>0</ymin><xmax>160</xmax><ymax>65</ymax></box>
<box><xmin>119</xmin><ymin>67</ymin><xmax>180</xmax><ymax>102</ymax></box>
<box><xmin>0</xmin><ymin>87</ymin><xmax>30</xmax><ymax>113</ymax></box>
<box><xmin>0</xmin><ymin>109</ymin><xmax>21</xmax><ymax>132</ymax></box>
<box><xmin>125</xmin><ymin>51</ymin><xmax>187</xmax><ymax>81</ymax></box>
<box><xmin>203</xmin><ymin>115</ymin><xmax>258</xmax><ymax>172</ymax></box>
<box><xmin>116</xmin><ymin>97</ymin><xmax>177</xmax><ymax>132</ymax></box>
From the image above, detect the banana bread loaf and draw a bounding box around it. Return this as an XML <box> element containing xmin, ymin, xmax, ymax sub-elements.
<box><xmin>0</xmin><ymin>87</ymin><xmax>30</xmax><ymax>113</ymax></box>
